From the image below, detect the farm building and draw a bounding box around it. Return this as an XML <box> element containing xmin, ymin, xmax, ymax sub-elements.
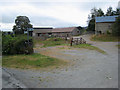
<box><xmin>33</xmin><ymin>27</ymin><xmax>53</xmax><ymax>37</ymax></box>
<box><xmin>95</xmin><ymin>15</ymin><xmax>118</xmax><ymax>34</ymax></box>
<box><xmin>51</xmin><ymin>27</ymin><xmax>80</xmax><ymax>37</ymax></box>
<box><xmin>33</xmin><ymin>27</ymin><xmax>80</xmax><ymax>37</ymax></box>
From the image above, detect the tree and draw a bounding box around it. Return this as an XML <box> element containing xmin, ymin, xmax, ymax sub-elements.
<box><xmin>87</xmin><ymin>7</ymin><xmax>104</xmax><ymax>31</ymax></box>
<box><xmin>13</xmin><ymin>16</ymin><xmax>33</xmax><ymax>35</ymax></box>
<box><xmin>87</xmin><ymin>7</ymin><xmax>97</xmax><ymax>31</ymax></box>
<box><xmin>106</xmin><ymin>6</ymin><xmax>114</xmax><ymax>16</ymax></box>
<box><xmin>90</xmin><ymin>7</ymin><xmax>98</xmax><ymax>19</ymax></box>
<box><xmin>112</xmin><ymin>16</ymin><xmax>120</xmax><ymax>36</ymax></box>
<box><xmin>77</xmin><ymin>26</ymin><xmax>83</xmax><ymax>30</ymax></box>
<box><xmin>114</xmin><ymin>8</ymin><xmax>120</xmax><ymax>15</ymax></box>
<box><xmin>87</xmin><ymin>19</ymin><xmax>95</xmax><ymax>31</ymax></box>
<box><xmin>97</xmin><ymin>8</ymin><xmax>104</xmax><ymax>16</ymax></box>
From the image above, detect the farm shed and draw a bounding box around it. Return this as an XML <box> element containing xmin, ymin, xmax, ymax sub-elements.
<box><xmin>95</xmin><ymin>15</ymin><xmax>118</xmax><ymax>34</ymax></box>
<box><xmin>33</xmin><ymin>27</ymin><xmax>53</xmax><ymax>37</ymax></box>
<box><xmin>33</xmin><ymin>27</ymin><xmax>80</xmax><ymax>37</ymax></box>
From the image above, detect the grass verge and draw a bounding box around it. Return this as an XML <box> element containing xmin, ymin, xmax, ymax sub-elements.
<box><xmin>116</xmin><ymin>45</ymin><xmax>120</xmax><ymax>48</ymax></box>
<box><xmin>2</xmin><ymin>53</ymin><xmax>67</xmax><ymax>69</ymax></box>
<box><xmin>90</xmin><ymin>34</ymin><xmax>120</xmax><ymax>42</ymax></box>
<box><xmin>73</xmin><ymin>44</ymin><xmax>106</xmax><ymax>54</ymax></box>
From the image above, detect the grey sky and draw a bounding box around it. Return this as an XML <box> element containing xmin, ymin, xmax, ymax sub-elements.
<box><xmin>0</xmin><ymin>0</ymin><xmax>119</xmax><ymax>31</ymax></box>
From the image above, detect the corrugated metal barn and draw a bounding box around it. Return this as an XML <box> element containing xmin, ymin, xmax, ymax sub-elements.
<box><xmin>95</xmin><ymin>15</ymin><xmax>118</xmax><ymax>34</ymax></box>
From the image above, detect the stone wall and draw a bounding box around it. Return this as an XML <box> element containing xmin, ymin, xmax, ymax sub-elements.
<box><xmin>95</xmin><ymin>22</ymin><xmax>114</xmax><ymax>34</ymax></box>
<box><xmin>52</xmin><ymin>32</ymin><xmax>71</xmax><ymax>37</ymax></box>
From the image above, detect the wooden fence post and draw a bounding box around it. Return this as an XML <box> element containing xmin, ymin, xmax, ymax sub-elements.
<box><xmin>70</xmin><ymin>37</ymin><xmax>73</xmax><ymax>46</ymax></box>
<box><xmin>76</xmin><ymin>38</ymin><xmax>78</xmax><ymax>45</ymax></box>
<box><xmin>65</xmin><ymin>35</ymin><xmax>67</xmax><ymax>41</ymax></box>
<box><xmin>80</xmin><ymin>37</ymin><xmax>82</xmax><ymax>44</ymax></box>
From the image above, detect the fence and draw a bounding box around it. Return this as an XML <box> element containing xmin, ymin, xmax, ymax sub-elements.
<box><xmin>70</xmin><ymin>37</ymin><xmax>86</xmax><ymax>46</ymax></box>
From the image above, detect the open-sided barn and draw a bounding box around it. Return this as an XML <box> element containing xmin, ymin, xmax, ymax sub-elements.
<box><xmin>33</xmin><ymin>27</ymin><xmax>80</xmax><ymax>37</ymax></box>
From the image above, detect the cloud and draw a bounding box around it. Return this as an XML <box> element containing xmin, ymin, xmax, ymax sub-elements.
<box><xmin>0</xmin><ymin>0</ymin><xmax>119</xmax><ymax>31</ymax></box>
<box><xmin>2</xmin><ymin>15</ymin><xmax>15</xmax><ymax>23</ymax></box>
<box><xmin>30</xmin><ymin>16</ymin><xmax>77</xmax><ymax>27</ymax></box>
<box><xmin>0</xmin><ymin>2</ymin><xmax>89</xmax><ymax>28</ymax></box>
<box><xmin>0</xmin><ymin>0</ymin><xmax>119</xmax><ymax>2</ymax></box>
<box><xmin>0</xmin><ymin>23</ymin><xmax>14</xmax><ymax>31</ymax></box>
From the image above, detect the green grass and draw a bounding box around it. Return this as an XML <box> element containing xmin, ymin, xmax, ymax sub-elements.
<box><xmin>91</xmin><ymin>34</ymin><xmax>120</xmax><ymax>42</ymax></box>
<box><xmin>116</xmin><ymin>45</ymin><xmax>120</xmax><ymax>48</ymax></box>
<box><xmin>73</xmin><ymin>44</ymin><xmax>106</xmax><ymax>54</ymax></box>
<box><xmin>2</xmin><ymin>53</ymin><xmax>66</xmax><ymax>69</ymax></box>
<box><xmin>118</xmin><ymin>45</ymin><xmax>120</xmax><ymax>48</ymax></box>
<box><xmin>34</xmin><ymin>37</ymin><xmax>69</xmax><ymax>47</ymax></box>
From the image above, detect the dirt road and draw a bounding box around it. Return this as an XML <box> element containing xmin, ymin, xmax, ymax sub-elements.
<box><xmin>2</xmin><ymin>34</ymin><xmax>118</xmax><ymax>88</ymax></box>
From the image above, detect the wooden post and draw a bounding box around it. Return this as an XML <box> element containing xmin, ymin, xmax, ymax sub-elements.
<box><xmin>70</xmin><ymin>37</ymin><xmax>73</xmax><ymax>46</ymax></box>
<box><xmin>76</xmin><ymin>38</ymin><xmax>78</xmax><ymax>45</ymax></box>
<box><xmin>80</xmin><ymin>37</ymin><xmax>82</xmax><ymax>44</ymax></box>
<box><xmin>65</xmin><ymin>35</ymin><xmax>67</xmax><ymax>41</ymax></box>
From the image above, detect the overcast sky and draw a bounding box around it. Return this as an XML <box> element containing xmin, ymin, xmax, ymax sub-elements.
<box><xmin>0</xmin><ymin>0</ymin><xmax>119</xmax><ymax>31</ymax></box>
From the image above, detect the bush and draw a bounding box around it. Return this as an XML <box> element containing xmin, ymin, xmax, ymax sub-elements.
<box><xmin>2</xmin><ymin>35</ymin><xmax>33</xmax><ymax>55</ymax></box>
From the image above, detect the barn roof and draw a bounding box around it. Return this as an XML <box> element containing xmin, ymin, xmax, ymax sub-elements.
<box><xmin>52</xmin><ymin>27</ymin><xmax>76</xmax><ymax>33</ymax></box>
<box><xmin>95</xmin><ymin>15</ymin><xmax>119</xmax><ymax>23</ymax></box>
<box><xmin>33</xmin><ymin>27</ymin><xmax>77</xmax><ymax>33</ymax></box>
<box><xmin>33</xmin><ymin>28</ymin><xmax>52</xmax><ymax>33</ymax></box>
<box><xmin>33</xmin><ymin>27</ymin><xmax>53</xmax><ymax>29</ymax></box>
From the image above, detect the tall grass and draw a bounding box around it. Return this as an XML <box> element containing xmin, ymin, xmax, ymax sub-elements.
<box><xmin>117</xmin><ymin>45</ymin><xmax>120</xmax><ymax>48</ymax></box>
<box><xmin>91</xmin><ymin>34</ymin><xmax>120</xmax><ymax>42</ymax></box>
<box><xmin>2</xmin><ymin>53</ymin><xmax>67</xmax><ymax>69</ymax></box>
<box><xmin>73</xmin><ymin>44</ymin><xmax>106</xmax><ymax>54</ymax></box>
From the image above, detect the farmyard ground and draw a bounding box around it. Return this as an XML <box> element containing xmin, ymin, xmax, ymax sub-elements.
<box><xmin>2</xmin><ymin>34</ymin><xmax>118</xmax><ymax>88</ymax></box>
